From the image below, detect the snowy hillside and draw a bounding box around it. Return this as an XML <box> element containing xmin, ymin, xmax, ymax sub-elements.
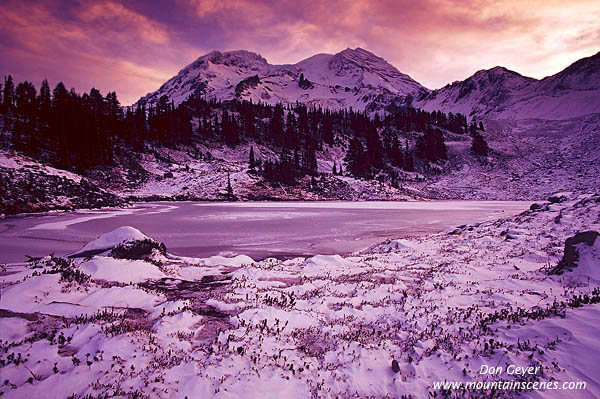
<box><xmin>136</xmin><ymin>48</ymin><xmax>427</xmax><ymax>111</ymax></box>
<box><xmin>415</xmin><ymin>52</ymin><xmax>600</xmax><ymax>121</ymax></box>
<box><xmin>412</xmin><ymin>114</ymin><xmax>600</xmax><ymax>200</ymax></box>
<box><xmin>110</xmin><ymin>142</ymin><xmax>424</xmax><ymax>202</ymax></box>
<box><xmin>1</xmin><ymin>193</ymin><xmax>599</xmax><ymax>398</ymax></box>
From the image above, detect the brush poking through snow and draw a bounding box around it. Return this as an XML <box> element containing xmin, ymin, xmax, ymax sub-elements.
<box><xmin>1</xmin><ymin>194</ymin><xmax>599</xmax><ymax>398</ymax></box>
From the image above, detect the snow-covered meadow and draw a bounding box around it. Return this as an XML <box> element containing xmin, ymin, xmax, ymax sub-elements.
<box><xmin>1</xmin><ymin>193</ymin><xmax>599</xmax><ymax>398</ymax></box>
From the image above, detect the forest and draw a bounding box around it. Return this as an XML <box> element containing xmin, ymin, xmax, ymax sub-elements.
<box><xmin>0</xmin><ymin>75</ymin><xmax>489</xmax><ymax>185</ymax></box>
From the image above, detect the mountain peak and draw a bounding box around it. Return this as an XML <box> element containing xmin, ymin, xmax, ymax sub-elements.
<box><xmin>336</xmin><ymin>47</ymin><xmax>388</xmax><ymax>65</ymax></box>
<box><xmin>472</xmin><ymin>66</ymin><xmax>529</xmax><ymax>79</ymax></box>
<box><xmin>553</xmin><ymin>51</ymin><xmax>600</xmax><ymax>78</ymax></box>
<box><xmin>327</xmin><ymin>47</ymin><xmax>425</xmax><ymax>92</ymax></box>
<box><xmin>201</xmin><ymin>50</ymin><xmax>267</xmax><ymax>66</ymax></box>
<box><xmin>340</xmin><ymin>47</ymin><xmax>375</xmax><ymax>56</ymax></box>
<box><xmin>466</xmin><ymin>66</ymin><xmax>536</xmax><ymax>90</ymax></box>
<box><xmin>415</xmin><ymin>51</ymin><xmax>600</xmax><ymax>120</ymax></box>
<box><xmin>138</xmin><ymin>47</ymin><xmax>426</xmax><ymax>110</ymax></box>
<box><xmin>488</xmin><ymin>66</ymin><xmax>511</xmax><ymax>73</ymax></box>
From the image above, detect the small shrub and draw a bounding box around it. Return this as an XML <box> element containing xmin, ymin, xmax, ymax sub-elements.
<box><xmin>110</xmin><ymin>239</ymin><xmax>167</xmax><ymax>261</ymax></box>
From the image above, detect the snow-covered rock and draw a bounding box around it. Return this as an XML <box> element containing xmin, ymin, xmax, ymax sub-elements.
<box><xmin>70</xmin><ymin>226</ymin><xmax>151</xmax><ymax>257</ymax></box>
<box><xmin>196</xmin><ymin>254</ymin><xmax>254</xmax><ymax>267</ymax></box>
<box><xmin>549</xmin><ymin>230</ymin><xmax>600</xmax><ymax>275</ymax></box>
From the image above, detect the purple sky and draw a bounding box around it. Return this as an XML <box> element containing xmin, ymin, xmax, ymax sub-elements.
<box><xmin>1</xmin><ymin>0</ymin><xmax>599</xmax><ymax>105</ymax></box>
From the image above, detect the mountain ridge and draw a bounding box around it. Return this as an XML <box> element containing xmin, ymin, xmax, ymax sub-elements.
<box><xmin>138</xmin><ymin>48</ymin><xmax>600</xmax><ymax>122</ymax></box>
<box><xmin>415</xmin><ymin>51</ymin><xmax>600</xmax><ymax>120</ymax></box>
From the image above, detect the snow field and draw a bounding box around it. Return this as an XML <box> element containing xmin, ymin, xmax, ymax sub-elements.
<box><xmin>0</xmin><ymin>193</ymin><xmax>599</xmax><ymax>398</ymax></box>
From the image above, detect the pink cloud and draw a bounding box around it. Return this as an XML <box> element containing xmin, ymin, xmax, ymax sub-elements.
<box><xmin>1</xmin><ymin>0</ymin><xmax>598</xmax><ymax>104</ymax></box>
<box><xmin>78</xmin><ymin>1</ymin><xmax>170</xmax><ymax>44</ymax></box>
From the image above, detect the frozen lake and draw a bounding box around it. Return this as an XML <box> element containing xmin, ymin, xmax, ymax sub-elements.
<box><xmin>0</xmin><ymin>201</ymin><xmax>532</xmax><ymax>263</ymax></box>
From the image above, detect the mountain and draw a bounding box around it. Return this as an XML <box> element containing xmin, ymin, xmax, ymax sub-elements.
<box><xmin>136</xmin><ymin>48</ymin><xmax>428</xmax><ymax>111</ymax></box>
<box><xmin>139</xmin><ymin>48</ymin><xmax>600</xmax><ymax>121</ymax></box>
<box><xmin>3</xmin><ymin>48</ymin><xmax>600</xmax><ymax>214</ymax></box>
<box><xmin>415</xmin><ymin>51</ymin><xmax>600</xmax><ymax>120</ymax></box>
<box><xmin>413</xmin><ymin>67</ymin><xmax>536</xmax><ymax>119</ymax></box>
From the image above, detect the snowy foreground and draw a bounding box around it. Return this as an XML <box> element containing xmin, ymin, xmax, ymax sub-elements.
<box><xmin>1</xmin><ymin>195</ymin><xmax>599</xmax><ymax>398</ymax></box>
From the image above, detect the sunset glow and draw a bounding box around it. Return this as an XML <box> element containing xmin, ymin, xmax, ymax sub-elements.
<box><xmin>1</xmin><ymin>0</ymin><xmax>598</xmax><ymax>104</ymax></box>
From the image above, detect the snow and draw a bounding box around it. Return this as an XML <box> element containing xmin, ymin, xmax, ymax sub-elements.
<box><xmin>1</xmin><ymin>193</ymin><xmax>599</xmax><ymax>398</ymax></box>
<box><xmin>71</xmin><ymin>226</ymin><xmax>150</xmax><ymax>256</ymax></box>
<box><xmin>80</xmin><ymin>256</ymin><xmax>167</xmax><ymax>283</ymax></box>
<box><xmin>567</xmin><ymin>238</ymin><xmax>600</xmax><ymax>281</ymax></box>
<box><xmin>197</xmin><ymin>254</ymin><xmax>255</xmax><ymax>267</ymax></box>
<box><xmin>0</xmin><ymin>272</ymin><xmax>163</xmax><ymax>317</ymax></box>
<box><xmin>0</xmin><ymin>150</ymin><xmax>83</xmax><ymax>183</ymax></box>
<box><xmin>0</xmin><ymin>317</ymin><xmax>29</xmax><ymax>341</ymax></box>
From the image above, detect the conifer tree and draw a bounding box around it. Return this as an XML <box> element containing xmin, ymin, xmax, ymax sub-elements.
<box><xmin>365</xmin><ymin>126</ymin><xmax>383</xmax><ymax>169</ymax></box>
<box><xmin>344</xmin><ymin>137</ymin><xmax>367</xmax><ymax>177</ymax></box>
<box><xmin>13</xmin><ymin>81</ymin><xmax>37</xmax><ymax>151</ymax></box>
<box><xmin>3</xmin><ymin>75</ymin><xmax>15</xmax><ymax>113</ymax></box>
<box><xmin>249</xmin><ymin>145</ymin><xmax>256</xmax><ymax>170</ymax></box>
<box><xmin>38</xmin><ymin>79</ymin><xmax>51</xmax><ymax>134</ymax></box>
<box><xmin>403</xmin><ymin>140</ymin><xmax>415</xmax><ymax>171</ymax></box>
<box><xmin>471</xmin><ymin>132</ymin><xmax>489</xmax><ymax>156</ymax></box>
<box><xmin>416</xmin><ymin>128</ymin><xmax>447</xmax><ymax>162</ymax></box>
<box><xmin>226</xmin><ymin>173</ymin><xmax>234</xmax><ymax>197</ymax></box>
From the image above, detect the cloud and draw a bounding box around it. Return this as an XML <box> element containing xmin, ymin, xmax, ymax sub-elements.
<box><xmin>78</xmin><ymin>1</ymin><xmax>170</xmax><ymax>44</ymax></box>
<box><xmin>0</xmin><ymin>0</ymin><xmax>201</xmax><ymax>104</ymax></box>
<box><xmin>1</xmin><ymin>0</ymin><xmax>598</xmax><ymax>104</ymax></box>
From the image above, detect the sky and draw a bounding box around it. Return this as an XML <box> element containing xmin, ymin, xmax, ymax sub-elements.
<box><xmin>1</xmin><ymin>0</ymin><xmax>599</xmax><ymax>105</ymax></box>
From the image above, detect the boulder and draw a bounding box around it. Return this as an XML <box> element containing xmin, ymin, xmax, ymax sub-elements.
<box><xmin>549</xmin><ymin>231</ymin><xmax>599</xmax><ymax>275</ymax></box>
<box><xmin>548</xmin><ymin>192</ymin><xmax>571</xmax><ymax>204</ymax></box>
<box><xmin>391</xmin><ymin>359</ymin><xmax>400</xmax><ymax>373</ymax></box>
<box><xmin>70</xmin><ymin>226</ymin><xmax>153</xmax><ymax>257</ymax></box>
<box><xmin>529</xmin><ymin>202</ymin><xmax>547</xmax><ymax>211</ymax></box>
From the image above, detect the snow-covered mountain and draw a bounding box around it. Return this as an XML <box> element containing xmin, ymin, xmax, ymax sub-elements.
<box><xmin>415</xmin><ymin>51</ymin><xmax>600</xmax><ymax>120</ymax></box>
<box><xmin>139</xmin><ymin>48</ymin><xmax>600</xmax><ymax>121</ymax></box>
<box><xmin>136</xmin><ymin>48</ymin><xmax>427</xmax><ymax>110</ymax></box>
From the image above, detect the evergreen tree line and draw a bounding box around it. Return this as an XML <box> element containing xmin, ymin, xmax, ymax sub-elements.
<box><xmin>1</xmin><ymin>75</ymin><xmax>489</xmax><ymax>181</ymax></box>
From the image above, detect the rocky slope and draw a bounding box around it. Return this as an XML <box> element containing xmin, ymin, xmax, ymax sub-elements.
<box><xmin>414</xmin><ymin>113</ymin><xmax>600</xmax><ymax>200</ymax></box>
<box><xmin>0</xmin><ymin>151</ymin><xmax>125</xmax><ymax>216</ymax></box>
<box><xmin>104</xmin><ymin>142</ymin><xmax>425</xmax><ymax>202</ymax></box>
